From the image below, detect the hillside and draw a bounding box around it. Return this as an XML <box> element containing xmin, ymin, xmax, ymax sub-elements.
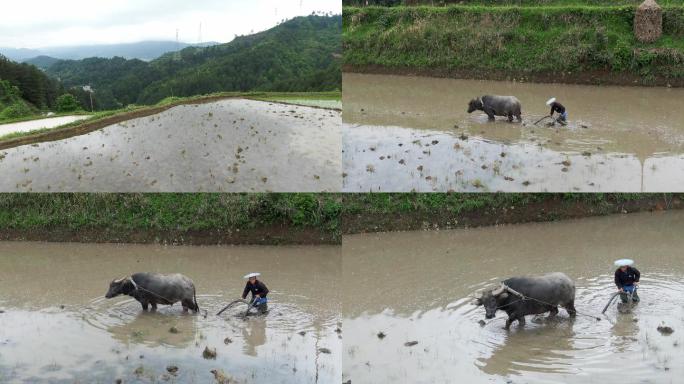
<box><xmin>0</xmin><ymin>55</ymin><xmax>61</xmax><ymax>117</ymax></box>
<box><xmin>24</xmin><ymin>56</ymin><xmax>61</xmax><ymax>70</ymax></box>
<box><xmin>46</xmin><ymin>15</ymin><xmax>342</xmax><ymax>110</ymax></box>
<box><xmin>343</xmin><ymin>4</ymin><xmax>684</xmax><ymax>86</ymax></box>
<box><xmin>0</xmin><ymin>41</ymin><xmax>220</xmax><ymax>63</ymax></box>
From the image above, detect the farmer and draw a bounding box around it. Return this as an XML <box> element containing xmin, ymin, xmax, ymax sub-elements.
<box><xmin>614</xmin><ymin>259</ymin><xmax>640</xmax><ymax>303</ymax></box>
<box><xmin>546</xmin><ymin>97</ymin><xmax>567</xmax><ymax>125</ymax></box>
<box><xmin>242</xmin><ymin>272</ymin><xmax>269</xmax><ymax>313</ymax></box>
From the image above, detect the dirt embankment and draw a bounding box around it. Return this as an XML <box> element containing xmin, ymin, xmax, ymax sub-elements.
<box><xmin>0</xmin><ymin>225</ymin><xmax>339</xmax><ymax>246</ymax></box>
<box><xmin>343</xmin><ymin>65</ymin><xmax>684</xmax><ymax>88</ymax></box>
<box><xmin>342</xmin><ymin>194</ymin><xmax>683</xmax><ymax>234</ymax></box>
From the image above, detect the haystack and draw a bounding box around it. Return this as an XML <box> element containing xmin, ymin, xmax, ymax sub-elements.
<box><xmin>634</xmin><ymin>0</ymin><xmax>662</xmax><ymax>43</ymax></box>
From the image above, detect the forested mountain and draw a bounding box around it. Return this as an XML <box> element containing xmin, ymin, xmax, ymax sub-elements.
<box><xmin>45</xmin><ymin>15</ymin><xmax>341</xmax><ymax>110</ymax></box>
<box><xmin>1</xmin><ymin>41</ymin><xmax>220</xmax><ymax>63</ymax></box>
<box><xmin>0</xmin><ymin>55</ymin><xmax>61</xmax><ymax>113</ymax></box>
<box><xmin>24</xmin><ymin>56</ymin><xmax>61</xmax><ymax>70</ymax></box>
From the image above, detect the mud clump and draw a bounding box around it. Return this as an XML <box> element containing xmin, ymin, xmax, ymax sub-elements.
<box><xmin>377</xmin><ymin>332</ymin><xmax>386</xmax><ymax>339</ymax></box>
<box><xmin>318</xmin><ymin>347</ymin><xmax>332</xmax><ymax>354</ymax></box>
<box><xmin>224</xmin><ymin>337</ymin><xmax>233</xmax><ymax>344</ymax></box>
<box><xmin>404</xmin><ymin>341</ymin><xmax>419</xmax><ymax>347</ymax></box>
<box><xmin>657</xmin><ymin>324</ymin><xmax>674</xmax><ymax>335</ymax></box>
<box><xmin>166</xmin><ymin>365</ymin><xmax>179</xmax><ymax>375</ymax></box>
<box><xmin>169</xmin><ymin>326</ymin><xmax>180</xmax><ymax>334</ymax></box>
<box><xmin>635</xmin><ymin>0</ymin><xmax>662</xmax><ymax>43</ymax></box>
<box><xmin>211</xmin><ymin>369</ymin><xmax>231</xmax><ymax>384</ymax></box>
<box><xmin>203</xmin><ymin>346</ymin><xmax>217</xmax><ymax>359</ymax></box>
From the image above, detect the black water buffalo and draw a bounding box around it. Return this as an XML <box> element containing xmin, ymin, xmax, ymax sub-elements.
<box><xmin>467</xmin><ymin>95</ymin><xmax>522</xmax><ymax>122</ymax></box>
<box><xmin>105</xmin><ymin>273</ymin><xmax>199</xmax><ymax>313</ymax></box>
<box><xmin>474</xmin><ymin>272</ymin><xmax>576</xmax><ymax>329</ymax></box>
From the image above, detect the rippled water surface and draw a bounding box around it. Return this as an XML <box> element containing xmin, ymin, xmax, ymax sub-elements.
<box><xmin>343</xmin><ymin>73</ymin><xmax>684</xmax><ymax>192</ymax></box>
<box><xmin>343</xmin><ymin>210</ymin><xmax>684</xmax><ymax>383</ymax></box>
<box><xmin>0</xmin><ymin>242</ymin><xmax>341</xmax><ymax>383</ymax></box>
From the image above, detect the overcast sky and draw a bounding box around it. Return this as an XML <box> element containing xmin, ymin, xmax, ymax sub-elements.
<box><xmin>0</xmin><ymin>0</ymin><xmax>340</xmax><ymax>48</ymax></box>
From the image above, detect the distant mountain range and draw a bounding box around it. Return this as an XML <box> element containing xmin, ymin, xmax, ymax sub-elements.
<box><xmin>0</xmin><ymin>41</ymin><xmax>220</xmax><ymax>64</ymax></box>
<box><xmin>44</xmin><ymin>15</ymin><xmax>341</xmax><ymax>110</ymax></box>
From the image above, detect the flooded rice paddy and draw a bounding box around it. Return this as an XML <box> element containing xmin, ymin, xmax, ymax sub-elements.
<box><xmin>0</xmin><ymin>99</ymin><xmax>341</xmax><ymax>192</ymax></box>
<box><xmin>343</xmin><ymin>210</ymin><xmax>684</xmax><ymax>383</ymax></box>
<box><xmin>343</xmin><ymin>73</ymin><xmax>684</xmax><ymax>192</ymax></box>
<box><xmin>0</xmin><ymin>116</ymin><xmax>90</xmax><ymax>137</ymax></box>
<box><xmin>0</xmin><ymin>242</ymin><xmax>341</xmax><ymax>383</ymax></box>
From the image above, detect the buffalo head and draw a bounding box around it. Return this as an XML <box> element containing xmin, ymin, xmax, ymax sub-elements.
<box><xmin>473</xmin><ymin>284</ymin><xmax>509</xmax><ymax>319</ymax></box>
<box><xmin>105</xmin><ymin>276</ymin><xmax>131</xmax><ymax>299</ymax></box>
<box><xmin>467</xmin><ymin>98</ymin><xmax>483</xmax><ymax>113</ymax></box>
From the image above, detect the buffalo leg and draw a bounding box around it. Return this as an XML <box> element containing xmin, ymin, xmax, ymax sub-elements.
<box><xmin>484</xmin><ymin>108</ymin><xmax>495</xmax><ymax>121</ymax></box>
<box><xmin>151</xmin><ymin>302</ymin><xmax>158</xmax><ymax>311</ymax></box>
<box><xmin>516</xmin><ymin>113</ymin><xmax>522</xmax><ymax>122</ymax></box>
<box><xmin>517</xmin><ymin>315</ymin><xmax>526</xmax><ymax>327</ymax></box>
<box><xmin>141</xmin><ymin>301</ymin><xmax>149</xmax><ymax>311</ymax></box>
<box><xmin>504</xmin><ymin>318</ymin><xmax>513</xmax><ymax>330</ymax></box>
<box><xmin>182</xmin><ymin>299</ymin><xmax>197</xmax><ymax>313</ymax></box>
<box><xmin>548</xmin><ymin>306</ymin><xmax>559</xmax><ymax>318</ymax></box>
<box><xmin>566</xmin><ymin>301</ymin><xmax>577</xmax><ymax>317</ymax></box>
<box><xmin>508</xmin><ymin>113</ymin><xmax>513</xmax><ymax>122</ymax></box>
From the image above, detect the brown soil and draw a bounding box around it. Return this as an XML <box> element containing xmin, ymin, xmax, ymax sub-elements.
<box><xmin>343</xmin><ymin>65</ymin><xmax>684</xmax><ymax>88</ymax></box>
<box><xmin>342</xmin><ymin>195</ymin><xmax>683</xmax><ymax>234</ymax></box>
<box><xmin>0</xmin><ymin>225</ymin><xmax>339</xmax><ymax>246</ymax></box>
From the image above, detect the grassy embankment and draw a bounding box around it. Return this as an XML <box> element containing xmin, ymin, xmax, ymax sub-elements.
<box><xmin>1</xmin><ymin>193</ymin><xmax>680</xmax><ymax>243</ymax></box>
<box><xmin>0</xmin><ymin>91</ymin><xmax>341</xmax><ymax>149</ymax></box>
<box><xmin>0</xmin><ymin>194</ymin><xmax>342</xmax><ymax>245</ymax></box>
<box><xmin>344</xmin><ymin>1</ymin><xmax>684</xmax><ymax>5</ymax></box>
<box><xmin>343</xmin><ymin>4</ymin><xmax>684</xmax><ymax>86</ymax></box>
<box><xmin>341</xmin><ymin>193</ymin><xmax>684</xmax><ymax>233</ymax></box>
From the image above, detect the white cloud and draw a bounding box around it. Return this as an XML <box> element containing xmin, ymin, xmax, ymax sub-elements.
<box><xmin>0</xmin><ymin>0</ymin><xmax>341</xmax><ymax>48</ymax></box>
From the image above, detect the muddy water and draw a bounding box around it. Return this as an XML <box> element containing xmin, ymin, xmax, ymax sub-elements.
<box><xmin>343</xmin><ymin>210</ymin><xmax>684</xmax><ymax>384</ymax></box>
<box><xmin>0</xmin><ymin>99</ymin><xmax>341</xmax><ymax>192</ymax></box>
<box><xmin>343</xmin><ymin>73</ymin><xmax>684</xmax><ymax>192</ymax></box>
<box><xmin>0</xmin><ymin>116</ymin><xmax>90</xmax><ymax>137</ymax></box>
<box><xmin>0</xmin><ymin>242</ymin><xmax>341</xmax><ymax>383</ymax></box>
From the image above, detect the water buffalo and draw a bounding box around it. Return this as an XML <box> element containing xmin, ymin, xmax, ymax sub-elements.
<box><xmin>474</xmin><ymin>272</ymin><xmax>576</xmax><ymax>329</ymax></box>
<box><xmin>467</xmin><ymin>95</ymin><xmax>522</xmax><ymax>122</ymax></box>
<box><xmin>105</xmin><ymin>273</ymin><xmax>199</xmax><ymax>313</ymax></box>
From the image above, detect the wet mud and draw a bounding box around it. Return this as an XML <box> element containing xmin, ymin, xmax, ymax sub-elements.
<box><xmin>343</xmin><ymin>210</ymin><xmax>684</xmax><ymax>383</ymax></box>
<box><xmin>0</xmin><ymin>99</ymin><xmax>341</xmax><ymax>192</ymax></box>
<box><xmin>343</xmin><ymin>73</ymin><xmax>684</xmax><ymax>192</ymax></box>
<box><xmin>0</xmin><ymin>242</ymin><xmax>341</xmax><ymax>383</ymax></box>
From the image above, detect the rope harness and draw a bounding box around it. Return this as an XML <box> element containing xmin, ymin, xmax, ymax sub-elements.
<box><xmin>128</xmin><ymin>276</ymin><xmax>176</xmax><ymax>304</ymax></box>
<box><xmin>497</xmin><ymin>284</ymin><xmax>601</xmax><ymax>321</ymax></box>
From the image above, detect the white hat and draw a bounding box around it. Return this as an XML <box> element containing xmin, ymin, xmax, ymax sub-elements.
<box><xmin>546</xmin><ymin>97</ymin><xmax>556</xmax><ymax>106</ymax></box>
<box><xmin>243</xmin><ymin>272</ymin><xmax>261</xmax><ymax>279</ymax></box>
<box><xmin>614</xmin><ymin>259</ymin><xmax>634</xmax><ymax>267</ymax></box>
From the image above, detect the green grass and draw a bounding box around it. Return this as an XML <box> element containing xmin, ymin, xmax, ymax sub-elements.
<box><xmin>343</xmin><ymin>5</ymin><xmax>684</xmax><ymax>81</ymax></box>
<box><xmin>340</xmin><ymin>193</ymin><xmax>677</xmax><ymax>215</ymax></box>
<box><xmin>345</xmin><ymin>1</ymin><xmax>684</xmax><ymax>6</ymax></box>
<box><xmin>0</xmin><ymin>193</ymin><xmax>342</xmax><ymax>237</ymax></box>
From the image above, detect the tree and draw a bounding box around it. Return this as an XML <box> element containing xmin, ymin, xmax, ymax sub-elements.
<box><xmin>56</xmin><ymin>94</ymin><xmax>81</xmax><ymax>112</ymax></box>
